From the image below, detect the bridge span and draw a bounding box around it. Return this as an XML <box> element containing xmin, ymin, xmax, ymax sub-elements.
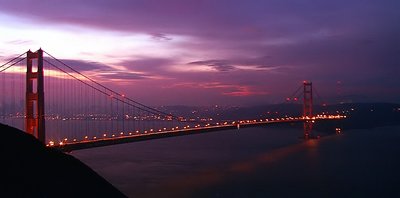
<box><xmin>53</xmin><ymin>115</ymin><xmax>345</xmax><ymax>152</ymax></box>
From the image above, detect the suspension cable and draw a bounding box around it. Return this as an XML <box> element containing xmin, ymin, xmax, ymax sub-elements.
<box><xmin>43</xmin><ymin>50</ymin><xmax>182</xmax><ymax>120</ymax></box>
<box><xmin>43</xmin><ymin>59</ymin><xmax>172</xmax><ymax>117</ymax></box>
<box><xmin>0</xmin><ymin>57</ymin><xmax>26</xmax><ymax>73</ymax></box>
<box><xmin>0</xmin><ymin>51</ymin><xmax>26</xmax><ymax>70</ymax></box>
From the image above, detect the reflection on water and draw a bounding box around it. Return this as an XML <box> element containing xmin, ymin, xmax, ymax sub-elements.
<box><xmin>72</xmin><ymin>126</ymin><xmax>304</xmax><ymax>197</ymax></box>
<box><xmin>144</xmin><ymin>138</ymin><xmax>330</xmax><ymax>197</ymax></box>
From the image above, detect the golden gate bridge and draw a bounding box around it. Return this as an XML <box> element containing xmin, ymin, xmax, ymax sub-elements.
<box><xmin>0</xmin><ymin>49</ymin><xmax>344</xmax><ymax>151</ymax></box>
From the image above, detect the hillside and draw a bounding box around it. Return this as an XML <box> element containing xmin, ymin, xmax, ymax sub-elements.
<box><xmin>0</xmin><ymin>124</ymin><xmax>126</xmax><ymax>197</ymax></box>
<box><xmin>161</xmin><ymin>103</ymin><xmax>400</xmax><ymax>128</ymax></box>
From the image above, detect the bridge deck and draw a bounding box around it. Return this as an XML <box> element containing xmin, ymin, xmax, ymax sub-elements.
<box><xmin>52</xmin><ymin>116</ymin><xmax>345</xmax><ymax>152</ymax></box>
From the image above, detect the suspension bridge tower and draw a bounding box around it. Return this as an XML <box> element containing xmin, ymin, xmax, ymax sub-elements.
<box><xmin>303</xmin><ymin>81</ymin><xmax>313</xmax><ymax>138</ymax></box>
<box><xmin>25</xmin><ymin>49</ymin><xmax>46</xmax><ymax>143</ymax></box>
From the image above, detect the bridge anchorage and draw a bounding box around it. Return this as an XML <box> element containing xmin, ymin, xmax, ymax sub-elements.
<box><xmin>0</xmin><ymin>49</ymin><xmax>345</xmax><ymax>151</ymax></box>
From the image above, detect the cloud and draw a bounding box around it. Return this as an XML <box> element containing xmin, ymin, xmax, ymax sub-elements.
<box><xmin>2</xmin><ymin>0</ymin><xmax>396</xmax><ymax>40</ymax></box>
<box><xmin>42</xmin><ymin>58</ymin><xmax>154</xmax><ymax>82</ymax></box>
<box><xmin>97</xmin><ymin>71</ymin><xmax>151</xmax><ymax>81</ymax></box>
<box><xmin>222</xmin><ymin>86</ymin><xmax>268</xmax><ymax>97</ymax></box>
<box><xmin>43</xmin><ymin>58</ymin><xmax>113</xmax><ymax>73</ymax></box>
<box><xmin>1</xmin><ymin>0</ymin><xmax>399</xmax><ymax>103</ymax></box>
<box><xmin>166</xmin><ymin>81</ymin><xmax>268</xmax><ymax>97</ymax></box>
<box><xmin>59</xmin><ymin>59</ymin><xmax>111</xmax><ymax>71</ymax></box>
<box><xmin>118</xmin><ymin>57</ymin><xmax>175</xmax><ymax>72</ymax></box>
<box><xmin>150</xmin><ymin>33</ymin><xmax>172</xmax><ymax>41</ymax></box>
<box><xmin>188</xmin><ymin>60</ymin><xmax>235</xmax><ymax>72</ymax></box>
<box><xmin>6</xmin><ymin>39</ymin><xmax>34</xmax><ymax>45</ymax></box>
<box><xmin>187</xmin><ymin>57</ymin><xmax>282</xmax><ymax>72</ymax></box>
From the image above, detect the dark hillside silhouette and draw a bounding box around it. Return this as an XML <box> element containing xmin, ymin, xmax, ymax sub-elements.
<box><xmin>0</xmin><ymin>124</ymin><xmax>126</xmax><ymax>197</ymax></box>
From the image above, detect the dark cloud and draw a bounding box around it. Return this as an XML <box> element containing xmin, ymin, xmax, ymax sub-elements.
<box><xmin>97</xmin><ymin>72</ymin><xmax>151</xmax><ymax>80</ymax></box>
<box><xmin>187</xmin><ymin>56</ymin><xmax>281</xmax><ymax>72</ymax></box>
<box><xmin>44</xmin><ymin>58</ymin><xmax>112</xmax><ymax>72</ymax></box>
<box><xmin>119</xmin><ymin>57</ymin><xmax>174</xmax><ymax>72</ymax></box>
<box><xmin>1</xmin><ymin>0</ymin><xmax>398</xmax><ymax>41</ymax></box>
<box><xmin>44</xmin><ymin>58</ymin><xmax>153</xmax><ymax>81</ymax></box>
<box><xmin>150</xmin><ymin>33</ymin><xmax>172</xmax><ymax>41</ymax></box>
<box><xmin>188</xmin><ymin>60</ymin><xmax>235</xmax><ymax>72</ymax></box>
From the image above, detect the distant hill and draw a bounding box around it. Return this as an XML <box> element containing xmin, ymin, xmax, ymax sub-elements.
<box><xmin>0</xmin><ymin>124</ymin><xmax>127</xmax><ymax>197</ymax></box>
<box><xmin>161</xmin><ymin>103</ymin><xmax>400</xmax><ymax>124</ymax></box>
<box><xmin>160</xmin><ymin>103</ymin><xmax>400</xmax><ymax>133</ymax></box>
<box><xmin>314</xmin><ymin>103</ymin><xmax>400</xmax><ymax>131</ymax></box>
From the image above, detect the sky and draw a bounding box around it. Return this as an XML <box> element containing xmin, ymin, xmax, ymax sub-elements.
<box><xmin>0</xmin><ymin>0</ymin><xmax>399</xmax><ymax>106</ymax></box>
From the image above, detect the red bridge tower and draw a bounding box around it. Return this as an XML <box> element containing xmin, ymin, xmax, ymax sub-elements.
<box><xmin>303</xmin><ymin>81</ymin><xmax>313</xmax><ymax>138</ymax></box>
<box><xmin>25</xmin><ymin>49</ymin><xmax>46</xmax><ymax>143</ymax></box>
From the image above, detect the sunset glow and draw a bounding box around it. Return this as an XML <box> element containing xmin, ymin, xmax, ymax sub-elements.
<box><xmin>0</xmin><ymin>0</ymin><xmax>399</xmax><ymax>105</ymax></box>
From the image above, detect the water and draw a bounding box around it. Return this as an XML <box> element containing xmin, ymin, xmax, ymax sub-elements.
<box><xmin>72</xmin><ymin>125</ymin><xmax>400</xmax><ymax>197</ymax></box>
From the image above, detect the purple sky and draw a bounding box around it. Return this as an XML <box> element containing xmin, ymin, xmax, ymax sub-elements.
<box><xmin>0</xmin><ymin>0</ymin><xmax>399</xmax><ymax>105</ymax></box>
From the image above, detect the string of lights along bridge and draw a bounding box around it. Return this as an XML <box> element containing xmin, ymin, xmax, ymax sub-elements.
<box><xmin>0</xmin><ymin>49</ymin><xmax>344</xmax><ymax>151</ymax></box>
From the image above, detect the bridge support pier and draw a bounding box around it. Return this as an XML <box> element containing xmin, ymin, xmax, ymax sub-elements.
<box><xmin>25</xmin><ymin>49</ymin><xmax>45</xmax><ymax>143</ymax></box>
<box><xmin>304</xmin><ymin>121</ymin><xmax>313</xmax><ymax>139</ymax></box>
